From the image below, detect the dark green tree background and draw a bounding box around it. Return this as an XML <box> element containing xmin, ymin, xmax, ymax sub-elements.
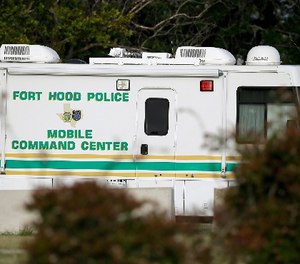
<box><xmin>0</xmin><ymin>0</ymin><xmax>299</xmax><ymax>63</ymax></box>
<box><xmin>0</xmin><ymin>0</ymin><xmax>132</xmax><ymax>60</ymax></box>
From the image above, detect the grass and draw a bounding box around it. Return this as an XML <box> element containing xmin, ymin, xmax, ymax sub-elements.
<box><xmin>0</xmin><ymin>228</ymin><xmax>33</xmax><ymax>264</ymax></box>
<box><xmin>0</xmin><ymin>224</ymin><xmax>212</xmax><ymax>263</ymax></box>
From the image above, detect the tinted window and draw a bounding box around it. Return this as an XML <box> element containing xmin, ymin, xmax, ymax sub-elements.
<box><xmin>237</xmin><ymin>87</ymin><xmax>298</xmax><ymax>143</ymax></box>
<box><xmin>145</xmin><ymin>98</ymin><xmax>169</xmax><ymax>135</ymax></box>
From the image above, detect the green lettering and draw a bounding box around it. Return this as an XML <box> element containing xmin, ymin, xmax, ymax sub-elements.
<box><xmin>48</xmin><ymin>130</ymin><xmax>58</xmax><ymax>138</ymax></box>
<box><xmin>81</xmin><ymin>141</ymin><xmax>88</xmax><ymax>150</ymax></box>
<box><xmin>115</xmin><ymin>93</ymin><xmax>121</xmax><ymax>102</ymax></box>
<box><xmin>121</xmin><ymin>142</ymin><xmax>128</xmax><ymax>150</ymax></box>
<box><xmin>13</xmin><ymin>91</ymin><xmax>20</xmax><ymax>100</ymax></box>
<box><xmin>48</xmin><ymin>92</ymin><xmax>56</xmax><ymax>100</ymax></box>
<box><xmin>123</xmin><ymin>93</ymin><xmax>129</xmax><ymax>102</ymax></box>
<box><xmin>97</xmin><ymin>142</ymin><xmax>106</xmax><ymax>150</ymax></box>
<box><xmin>113</xmin><ymin>142</ymin><xmax>120</xmax><ymax>150</ymax></box>
<box><xmin>12</xmin><ymin>140</ymin><xmax>18</xmax><ymax>149</ymax></box>
<box><xmin>19</xmin><ymin>141</ymin><xmax>27</xmax><ymax>149</ymax></box>
<box><xmin>87</xmin><ymin>93</ymin><xmax>94</xmax><ymax>101</ymax></box>
<box><xmin>50</xmin><ymin>141</ymin><xmax>57</xmax><ymax>149</ymax></box>
<box><xmin>67</xmin><ymin>130</ymin><xmax>74</xmax><ymax>138</ymax></box>
<box><xmin>58</xmin><ymin>130</ymin><xmax>66</xmax><ymax>138</ymax></box>
<box><xmin>13</xmin><ymin>91</ymin><xmax>42</xmax><ymax>101</ymax></box>
<box><xmin>68</xmin><ymin>141</ymin><xmax>76</xmax><ymax>150</ymax></box>
<box><xmin>28</xmin><ymin>141</ymin><xmax>38</xmax><ymax>149</ymax></box>
<box><xmin>39</xmin><ymin>141</ymin><xmax>49</xmax><ymax>150</ymax></box>
<box><xmin>103</xmin><ymin>93</ymin><xmax>110</xmax><ymax>102</ymax></box>
<box><xmin>11</xmin><ymin>140</ymin><xmax>76</xmax><ymax>150</ymax></box>
<box><xmin>106</xmin><ymin>142</ymin><xmax>111</xmax><ymax>150</ymax></box>
<box><xmin>36</xmin><ymin>92</ymin><xmax>42</xmax><ymax>100</ymax></box>
<box><xmin>28</xmin><ymin>92</ymin><xmax>35</xmax><ymax>100</ymax></box>
<box><xmin>65</xmin><ymin>92</ymin><xmax>72</xmax><ymax>101</ymax></box>
<box><xmin>86</xmin><ymin>130</ymin><xmax>93</xmax><ymax>139</ymax></box>
<box><xmin>74</xmin><ymin>92</ymin><xmax>81</xmax><ymax>101</ymax></box>
<box><xmin>57</xmin><ymin>141</ymin><xmax>66</xmax><ymax>150</ymax></box>
<box><xmin>90</xmin><ymin>142</ymin><xmax>96</xmax><ymax>150</ymax></box>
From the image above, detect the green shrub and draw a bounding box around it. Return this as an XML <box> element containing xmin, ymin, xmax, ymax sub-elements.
<box><xmin>24</xmin><ymin>181</ymin><xmax>206</xmax><ymax>264</ymax></box>
<box><xmin>214</xmin><ymin>127</ymin><xmax>300</xmax><ymax>264</ymax></box>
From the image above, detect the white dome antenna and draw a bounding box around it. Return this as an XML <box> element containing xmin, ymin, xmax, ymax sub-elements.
<box><xmin>175</xmin><ymin>46</ymin><xmax>236</xmax><ymax>65</ymax></box>
<box><xmin>0</xmin><ymin>44</ymin><xmax>60</xmax><ymax>63</ymax></box>
<box><xmin>246</xmin><ymin>45</ymin><xmax>281</xmax><ymax>66</ymax></box>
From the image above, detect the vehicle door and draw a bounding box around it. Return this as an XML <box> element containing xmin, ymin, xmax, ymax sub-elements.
<box><xmin>135</xmin><ymin>88</ymin><xmax>177</xmax><ymax>177</ymax></box>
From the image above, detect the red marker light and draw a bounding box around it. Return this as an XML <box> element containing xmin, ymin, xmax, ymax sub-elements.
<box><xmin>200</xmin><ymin>80</ymin><xmax>214</xmax><ymax>91</ymax></box>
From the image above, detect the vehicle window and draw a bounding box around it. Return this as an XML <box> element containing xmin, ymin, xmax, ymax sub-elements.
<box><xmin>237</xmin><ymin>87</ymin><xmax>298</xmax><ymax>143</ymax></box>
<box><xmin>145</xmin><ymin>98</ymin><xmax>169</xmax><ymax>136</ymax></box>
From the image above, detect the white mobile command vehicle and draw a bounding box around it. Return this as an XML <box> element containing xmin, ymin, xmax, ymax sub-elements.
<box><xmin>0</xmin><ymin>44</ymin><xmax>299</xmax><ymax>217</ymax></box>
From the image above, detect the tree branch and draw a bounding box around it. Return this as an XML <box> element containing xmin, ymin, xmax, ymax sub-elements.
<box><xmin>128</xmin><ymin>0</ymin><xmax>154</xmax><ymax>15</ymax></box>
<box><xmin>132</xmin><ymin>0</ymin><xmax>220</xmax><ymax>33</ymax></box>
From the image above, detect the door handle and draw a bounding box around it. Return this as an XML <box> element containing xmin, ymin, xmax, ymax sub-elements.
<box><xmin>141</xmin><ymin>144</ymin><xmax>148</xmax><ymax>155</ymax></box>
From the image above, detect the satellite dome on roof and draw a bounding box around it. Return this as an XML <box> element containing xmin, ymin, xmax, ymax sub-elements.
<box><xmin>0</xmin><ymin>44</ymin><xmax>60</xmax><ymax>63</ymax></box>
<box><xmin>246</xmin><ymin>45</ymin><xmax>281</xmax><ymax>66</ymax></box>
<box><xmin>175</xmin><ymin>46</ymin><xmax>236</xmax><ymax>65</ymax></box>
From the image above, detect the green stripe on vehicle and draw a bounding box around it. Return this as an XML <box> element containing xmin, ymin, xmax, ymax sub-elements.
<box><xmin>6</xmin><ymin>160</ymin><xmax>238</xmax><ymax>172</ymax></box>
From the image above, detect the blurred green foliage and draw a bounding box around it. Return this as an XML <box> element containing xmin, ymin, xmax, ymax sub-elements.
<box><xmin>215</xmin><ymin>127</ymin><xmax>300</xmax><ymax>263</ymax></box>
<box><xmin>24</xmin><ymin>181</ymin><xmax>208</xmax><ymax>264</ymax></box>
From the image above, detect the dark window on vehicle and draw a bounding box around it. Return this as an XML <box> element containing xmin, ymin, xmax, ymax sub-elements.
<box><xmin>145</xmin><ymin>98</ymin><xmax>169</xmax><ymax>136</ymax></box>
<box><xmin>237</xmin><ymin>87</ymin><xmax>299</xmax><ymax>143</ymax></box>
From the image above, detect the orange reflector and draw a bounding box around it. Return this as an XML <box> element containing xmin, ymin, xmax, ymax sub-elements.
<box><xmin>200</xmin><ymin>80</ymin><xmax>214</xmax><ymax>91</ymax></box>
